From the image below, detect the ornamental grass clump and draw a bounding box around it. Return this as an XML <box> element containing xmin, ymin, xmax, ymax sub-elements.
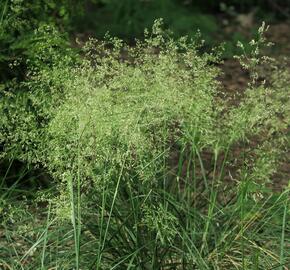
<box><xmin>0</xmin><ymin>20</ymin><xmax>289</xmax><ymax>269</ymax></box>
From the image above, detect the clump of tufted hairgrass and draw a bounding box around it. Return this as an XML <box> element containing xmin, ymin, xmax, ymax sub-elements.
<box><xmin>0</xmin><ymin>20</ymin><xmax>289</xmax><ymax>269</ymax></box>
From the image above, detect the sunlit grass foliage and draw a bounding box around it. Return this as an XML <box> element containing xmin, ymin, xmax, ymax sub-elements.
<box><xmin>0</xmin><ymin>20</ymin><xmax>289</xmax><ymax>269</ymax></box>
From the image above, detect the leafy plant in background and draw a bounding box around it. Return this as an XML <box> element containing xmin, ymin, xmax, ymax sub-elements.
<box><xmin>1</xmin><ymin>20</ymin><xmax>289</xmax><ymax>269</ymax></box>
<box><xmin>0</xmin><ymin>0</ymin><xmax>75</xmax><ymax>83</ymax></box>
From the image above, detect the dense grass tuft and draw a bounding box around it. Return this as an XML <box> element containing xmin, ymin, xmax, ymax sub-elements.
<box><xmin>0</xmin><ymin>20</ymin><xmax>289</xmax><ymax>269</ymax></box>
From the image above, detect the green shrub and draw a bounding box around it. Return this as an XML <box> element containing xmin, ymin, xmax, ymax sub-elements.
<box><xmin>0</xmin><ymin>21</ymin><xmax>289</xmax><ymax>269</ymax></box>
<box><xmin>0</xmin><ymin>0</ymin><xmax>76</xmax><ymax>82</ymax></box>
